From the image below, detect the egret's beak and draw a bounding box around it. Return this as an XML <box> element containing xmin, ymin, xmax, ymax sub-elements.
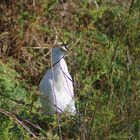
<box><xmin>61</xmin><ymin>45</ymin><xmax>68</xmax><ymax>52</ymax></box>
<box><xmin>59</xmin><ymin>42</ymin><xmax>79</xmax><ymax>67</ymax></box>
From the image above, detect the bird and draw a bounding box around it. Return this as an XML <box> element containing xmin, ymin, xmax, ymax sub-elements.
<box><xmin>39</xmin><ymin>43</ymin><xmax>76</xmax><ymax>114</ymax></box>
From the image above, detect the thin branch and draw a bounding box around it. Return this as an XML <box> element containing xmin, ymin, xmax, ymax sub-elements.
<box><xmin>24</xmin><ymin>119</ymin><xmax>42</xmax><ymax>131</ymax></box>
<box><xmin>60</xmin><ymin>0</ymin><xmax>70</xmax><ymax>24</ymax></box>
<box><xmin>0</xmin><ymin>93</ymin><xmax>25</xmax><ymax>105</ymax></box>
<box><xmin>27</xmin><ymin>47</ymin><xmax>49</xmax><ymax>49</ymax></box>
<box><xmin>93</xmin><ymin>0</ymin><xmax>99</xmax><ymax>9</ymax></box>
<box><xmin>0</xmin><ymin>93</ymin><xmax>39</xmax><ymax>112</ymax></box>
<box><xmin>0</xmin><ymin>108</ymin><xmax>38</xmax><ymax>138</ymax></box>
<box><xmin>129</xmin><ymin>0</ymin><xmax>135</xmax><ymax>14</ymax></box>
<box><xmin>110</xmin><ymin>115</ymin><xmax>140</xmax><ymax>132</ymax></box>
<box><xmin>53</xmin><ymin>26</ymin><xmax>66</xmax><ymax>45</ymax></box>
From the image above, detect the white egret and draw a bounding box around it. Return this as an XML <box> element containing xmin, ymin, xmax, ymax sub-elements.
<box><xmin>39</xmin><ymin>43</ymin><xmax>76</xmax><ymax>114</ymax></box>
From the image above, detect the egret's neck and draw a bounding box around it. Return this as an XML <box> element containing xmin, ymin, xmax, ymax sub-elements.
<box><xmin>52</xmin><ymin>55</ymin><xmax>68</xmax><ymax>73</ymax></box>
<box><xmin>52</xmin><ymin>51</ymin><xmax>65</xmax><ymax>66</ymax></box>
<box><xmin>52</xmin><ymin>54</ymin><xmax>64</xmax><ymax>65</ymax></box>
<box><xmin>51</xmin><ymin>48</ymin><xmax>68</xmax><ymax>71</ymax></box>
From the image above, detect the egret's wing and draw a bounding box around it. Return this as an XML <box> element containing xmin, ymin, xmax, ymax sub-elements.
<box><xmin>59</xmin><ymin>61</ymin><xmax>74</xmax><ymax>97</ymax></box>
<box><xmin>39</xmin><ymin>70</ymin><xmax>56</xmax><ymax>112</ymax></box>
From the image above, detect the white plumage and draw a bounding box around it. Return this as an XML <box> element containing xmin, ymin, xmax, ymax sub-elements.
<box><xmin>39</xmin><ymin>44</ymin><xmax>76</xmax><ymax>114</ymax></box>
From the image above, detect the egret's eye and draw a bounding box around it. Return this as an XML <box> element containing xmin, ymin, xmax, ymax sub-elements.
<box><xmin>60</xmin><ymin>45</ymin><xmax>68</xmax><ymax>52</ymax></box>
<box><xmin>64</xmin><ymin>45</ymin><xmax>68</xmax><ymax>50</ymax></box>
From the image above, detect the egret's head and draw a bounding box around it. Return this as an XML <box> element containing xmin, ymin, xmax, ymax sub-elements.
<box><xmin>52</xmin><ymin>42</ymin><xmax>69</xmax><ymax>64</ymax></box>
<box><xmin>52</xmin><ymin>42</ymin><xmax>68</xmax><ymax>56</ymax></box>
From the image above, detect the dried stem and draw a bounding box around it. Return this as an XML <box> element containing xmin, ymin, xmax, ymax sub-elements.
<box><xmin>0</xmin><ymin>108</ymin><xmax>38</xmax><ymax>139</ymax></box>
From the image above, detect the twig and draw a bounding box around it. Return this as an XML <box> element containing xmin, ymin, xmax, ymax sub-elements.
<box><xmin>129</xmin><ymin>0</ymin><xmax>134</xmax><ymax>14</ymax></box>
<box><xmin>24</xmin><ymin>119</ymin><xmax>42</xmax><ymax>131</ymax></box>
<box><xmin>0</xmin><ymin>93</ymin><xmax>39</xmax><ymax>112</ymax></box>
<box><xmin>93</xmin><ymin>0</ymin><xmax>99</xmax><ymax>9</ymax></box>
<box><xmin>109</xmin><ymin>34</ymin><xmax>124</xmax><ymax>75</ymax></box>
<box><xmin>110</xmin><ymin>115</ymin><xmax>140</xmax><ymax>132</ymax></box>
<box><xmin>53</xmin><ymin>26</ymin><xmax>66</xmax><ymax>45</ymax></box>
<box><xmin>0</xmin><ymin>93</ymin><xmax>25</xmax><ymax>105</ymax></box>
<box><xmin>50</xmin><ymin>47</ymin><xmax>63</xmax><ymax>140</ymax></box>
<box><xmin>60</xmin><ymin>0</ymin><xmax>70</xmax><ymax>24</ymax></box>
<box><xmin>0</xmin><ymin>108</ymin><xmax>38</xmax><ymax>139</ymax></box>
<box><xmin>27</xmin><ymin>47</ymin><xmax>49</xmax><ymax>49</ymax></box>
<box><xmin>0</xmin><ymin>32</ymin><xmax>9</xmax><ymax>37</ymax></box>
<box><xmin>53</xmin><ymin>26</ymin><xmax>79</xmax><ymax>67</ymax></box>
<box><xmin>28</xmin><ymin>33</ymin><xmax>42</xmax><ymax>48</ymax></box>
<box><xmin>125</xmin><ymin>46</ymin><xmax>132</xmax><ymax>71</ymax></box>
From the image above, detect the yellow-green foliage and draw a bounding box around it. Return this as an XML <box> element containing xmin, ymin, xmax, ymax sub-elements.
<box><xmin>0</xmin><ymin>60</ymin><xmax>27</xmax><ymax>109</ymax></box>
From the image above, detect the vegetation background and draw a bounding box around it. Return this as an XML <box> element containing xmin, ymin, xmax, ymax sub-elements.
<box><xmin>0</xmin><ymin>0</ymin><xmax>140</xmax><ymax>139</ymax></box>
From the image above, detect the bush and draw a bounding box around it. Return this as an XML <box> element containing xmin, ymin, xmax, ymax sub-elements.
<box><xmin>0</xmin><ymin>1</ymin><xmax>140</xmax><ymax>139</ymax></box>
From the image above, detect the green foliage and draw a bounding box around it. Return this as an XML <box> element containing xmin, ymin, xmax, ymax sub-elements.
<box><xmin>0</xmin><ymin>1</ymin><xmax>140</xmax><ymax>139</ymax></box>
<box><xmin>0</xmin><ymin>60</ymin><xmax>26</xmax><ymax>109</ymax></box>
<box><xmin>0</xmin><ymin>60</ymin><xmax>30</xmax><ymax>139</ymax></box>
